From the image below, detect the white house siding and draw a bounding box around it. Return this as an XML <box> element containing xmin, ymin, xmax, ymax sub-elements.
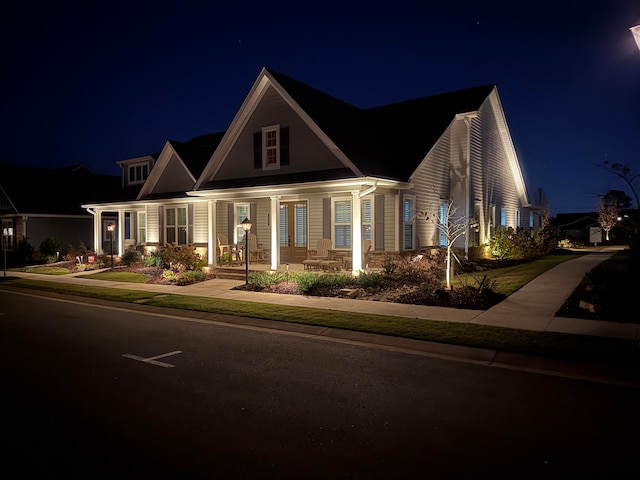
<box><xmin>255</xmin><ymin>198</ymin><xmax>271</xmax><ymax>249</ymax></box>
<box><xmin>307</xmin><ymin>194</ymin><xmax>325</xmax><ymax>247</ymax></box>
<box><xmin>411</xmin><ymin>126</ymin><xmax>452</xmax><ymax>248</ymax></box>
<box><xmin>193</xmin><ymin>202</ymin><xmax>209</xmax><ymax>244</ymax></box>
<box><xmin>154</xmin><ymin>154</ymin><xmax>195</xmax><ymax>194</ymax></box>
<box><xmin>213</xmin><ymin>86</ymin><xmax>345</xmax><ymax>182</ymax></box>
<box><xmin>215</xmin><ymin>201</ymin><xmax>229</xmax><ymax>240</ymax></box>
<box><xmin>383</xmin><ymin>193</ymin><xmax>397</xmax><ymax>250</ymax></box>
<box><xmin>470</xmin><ymin>97</ymin><xmax>521</xmax><ymax>243</ymax></box>
<box><xmin>147</xmin><ymin>204</ymin><xmax>159</xmax><ymax>244</ymax></box>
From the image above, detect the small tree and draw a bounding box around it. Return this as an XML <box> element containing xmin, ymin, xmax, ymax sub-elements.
<box><xmin>597</xmin><ymin>160</ymin><xmax>640</xmax><ymax>209</ymax></box>
<box><xmin>597</xmin><ymin>197</ymin><xmax>619</xmax><ymax>242</ymax></box>
<box><xmin>532</xmin><ymin>187</ymin><xmax>551</xmax><ymax>228</ymax></box>
<box><xmin>416</xmin><ymin>199</ymin><xmax>477</xmax><ymax>290</ymax></box>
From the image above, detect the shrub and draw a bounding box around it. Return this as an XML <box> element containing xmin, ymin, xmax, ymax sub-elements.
<box><xmin>121</xmin><ymin>246</ymin><xmax>142</xmax><ymax>266</ymax></box>
<box><xmin>40</xmin><ymin>237</ymin><xmax>61</xmax><ymax>257</ymax></box>
<box><xmin>177</xmin><ymin>270</ymin><xmax>206</xmax><ymax>285</ymax></box>
<box><xmin>358</xmin><ymin>271</ymin><xmax>382</xmax><ymax>289</ymax></box>
<box><xmin>248</xmin><ymin>271</ymin><xmax>287</xmax><ymax>289</ymax></box>
<box><xmin>145</xmin><ymin>251</ymin><xmax>163</xmax><ymax>267</ymax></box>
<box><xmin>159</xmin><ymin>243</ymin><xmax>202</xmax><ymax>271</ymax></box>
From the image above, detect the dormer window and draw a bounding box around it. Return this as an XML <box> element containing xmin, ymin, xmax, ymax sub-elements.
<box><xmin>128</xmin><ymin>163</ymin><xmax>149</xmax><ymax>184</ymax></box>
<box><xmin>254</xmin><ymin>126</ymin><xmax>289</xmax><ymax>170</ymax></box>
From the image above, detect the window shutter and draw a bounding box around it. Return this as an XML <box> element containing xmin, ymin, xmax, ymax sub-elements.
<box><xmin>280</xmin><ymin>127</ymin><xmax>289</xmax><ymax>166</ymax></box>
<box><xmin>322</xmin><ymin>197</ymin><xmax>331</xmax><ymax>239</ymax></box>
<box><xmin>250</xmin><ymin>203</ymin><xmax>257</xmax><ymax>234</ymax></box>
<box><xmin>188</xmin><ymin>204</ymin><xmax>194</xmax><ymax>244</ymax></box>
<box><xmin>227</xmin><ymin>203</ymin><xmax>234</xmax><ymax>242</ymax></box>
<box><xmin>253</xmin><ymin>132</ymin><xmax>262</xmax><ymax>169</ymax></box>
<box><xmin>375</xmin><ymin>194</ymin><xmax>384</xmax><ymax>250</ymax></box>
<box><xmin>158</xmin><ymin>206</ymin><xmax>165</xmax><ymax>245</ymax></box>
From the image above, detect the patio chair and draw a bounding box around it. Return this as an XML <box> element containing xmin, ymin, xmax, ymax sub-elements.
<box><xmin>217</xmin><ymin>233</ymin><xmax>240</xmax><ymax>265</ymax></box>
<box><xmin>244</xmin><ymin>232</ymin><xmax>265</xmax><ymax>263</ymax></box>
<box><xmin>302</xmin><ymin>238</ymin><xmax>332</xmax><ymax>270</ymax></box>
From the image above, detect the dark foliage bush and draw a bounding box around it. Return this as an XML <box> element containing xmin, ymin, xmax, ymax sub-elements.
<box><xmin>121</xmin><ymin>246</ymin><xmax>142</xmax><ymax>266</ymax></box>
<box><xmin>159</xmin><ymin>243</ymin><xmax>202</xmax><ymax>271</ymax></box>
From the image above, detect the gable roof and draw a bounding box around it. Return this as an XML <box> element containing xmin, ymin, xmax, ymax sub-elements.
<box><xmin>0</xmin><ymin>163</ymin><xmax>122</xmax><ymax>216</ymax></box>
<box><xmin>267</xmin><ymin>68</ymin><xmax>494</xmax><ymax>181</ymax></box>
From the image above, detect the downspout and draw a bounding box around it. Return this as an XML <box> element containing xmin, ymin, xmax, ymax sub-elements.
<box><xmin>359</xmin><ymin>181</ymin><xmax>378</xmax><ymax>199</ymax></box>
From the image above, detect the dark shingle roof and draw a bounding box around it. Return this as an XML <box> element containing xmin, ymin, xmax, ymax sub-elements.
<box><xmin>0</xmin><ymin>163</ymin><xmax>122</xmax><ymax>214</ymax></box>
<box><xmin>169</xmin><ymin>131</ymin><xmax>225</xmax><ymax>179</ymax></box>
<box><xmin>267</xmin><ymin>68</ymin><xmax>494</xmax><ymax>181</ymax></box>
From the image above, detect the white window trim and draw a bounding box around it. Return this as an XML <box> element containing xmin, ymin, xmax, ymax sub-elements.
<box><xmin>165</xmin><ymin>205</ymin><xmax>188</xmax><ymax>245</ymax></box>
<box><xmin>515</xmin><ymin>209</ymin><xmax>521</xmax><ymax>229</ymax></box>
<box><xmin>138</xmin><ymin>211</ymin><xmax>147</xmax><ymax>245</ymax></box>
<box><xmin>262</xmin><ymin>125</ymin><xmax>280</xmax><ymax>171</ymax></box>
<box><xmin>234</xmin><ymin>203</ymin><xmax>250</xmax><ymax>244</ymax></box>
<box><xmin>332</xmin><ymin>197</ymin><xmax>352</xmax><ymax>249</ymax></box>
<box><xmin>127</xmin><ymin>162</ymin><xmax>149</xmax><ymax>185</ymax></box>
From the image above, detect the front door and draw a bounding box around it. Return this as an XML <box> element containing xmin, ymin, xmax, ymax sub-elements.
<box><xmin>279</xmin><ymin>201</ymin><xmax>308</xmax><ymax>264</ymax></box>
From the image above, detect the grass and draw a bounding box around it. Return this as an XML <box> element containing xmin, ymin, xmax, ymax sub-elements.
<box><xmin>453</xmin><ymin>252</ymin><xmax>586</xmax><ymax>295</ymax></box>
<box><xmin>3</xmin><ymin>256</ymin><xmax>640</xmax><ymax>368</ymax></box>
<box><xmin>78</xmin><ymin>271</ymin><xmax>152</xmax><ymax>283</ymax></box>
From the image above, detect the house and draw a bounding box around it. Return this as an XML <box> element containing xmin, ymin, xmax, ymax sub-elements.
<box><xmin>0</xmin><ymin>163</ymin><xmax>121</xmax><ymax>257</ymax></box>
<box><xmin>81</xmin><ymin>67</ymin><xmax>539</xmax><ymax>272</ymax></box>
<box><xmin>551</xmin><ymin>213</ymin><xmax>600</xmax><ymax>244</ymax></box>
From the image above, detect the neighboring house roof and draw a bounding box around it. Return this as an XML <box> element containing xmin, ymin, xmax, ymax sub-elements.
<box><xmin>0</xmin><ymin>163</ymin><xmax>122</xmax><ymax>216</ymax></box>
<box><xmin>552</xmin><ymin>213</ymin><xmax>599</xmax><ymax>230</ymax></box>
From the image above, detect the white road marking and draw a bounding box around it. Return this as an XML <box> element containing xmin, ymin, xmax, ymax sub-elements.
<box><xmin>122</xmin><ymin>350</ymin><xmax>183</xmax><ymax>368</ymax></box>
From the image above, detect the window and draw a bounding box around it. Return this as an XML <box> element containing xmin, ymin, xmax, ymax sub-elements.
<box><xmin>529</xmin><ymin>212</ymin><xmax>534</xmax><ymax>228</ymax></box>
<box><xmin>235</xmin><ymin>204</ymin><xmax>249</xmax><ymax>243</ymax></box>
<box><xmin>500</xmin><ymin>207</ymin><xmax>507</xmax><ymax>227</ymax></box>
<box><xmin>439</xmin><ymin>201</ymin><xmax>448</xmax><ymax>247</ymax></box>
<box><xmin>1</xmin><ymin>219</ymin><xmax>14</xmax><ymax>250</ymax></box>
<box><xmin>166</xmin><ymin>206</ymin><xmax>187</xmax><ymax>245</ymax></box>
<box><xmin>294</xmin><ymin>202</ymin><xmax>307</xmax><ymax>247</ymax></box>
<box><xmin>515</xmin><ymin>209</ymin><xmax>521</xmax><ymax>229</ymax></box>
<box><xmin>264</xmin><ymin>127</ymin><xmax>278</xmax><ymax>168</ymax></box>
<box><xmin>138</xmin><ymin>212</ymin><xmax>147</xmax><ymax>244</ymax></box>
<box><xmin>254</xmin><ymin>126</ymin><xmax>289</xmax><ymax>170</ymax></box>
<box><xmin>333</xmin><ymin>199</ymin><xmax>352</xmax><ymax>248</ymax></box>
<box><xmin>362</xmin><ymin>198</ymin><xmax>372</xmax><ymax>243</ymax></box>
<box><xmin>128</xmin><ymin>163</ymin><xmax>149</xmax><ymax>184</ymax></box>
<box><xmin>124</xmin><ymin>212</ymin><xmax>131</xmax><ymax>240</ymax></box>
<box><xmin>403</xmin><ymin>197</ymin><xmax>414</xmax><ymax>250</ymax></box>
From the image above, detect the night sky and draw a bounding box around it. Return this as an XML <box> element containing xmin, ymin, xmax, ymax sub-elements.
<box><xmin>2</xmin><ymin>0</ymin><xmax>639</xmax><ymax>216</ymax></box>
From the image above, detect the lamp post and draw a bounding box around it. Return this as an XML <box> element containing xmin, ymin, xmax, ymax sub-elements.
<box><xmin>2</xmin><ymin>227</ymin><xmax>10</xmax><ymax>278</ymax></box>
<box><xmin>241</xmin><ymin>217</ymin><xmax>252</xmax><ymax>284</ymax></box>
<box><xmin>106</xmin><ymin>223</ymin><xmax>115</xmax><ymax>269</ymax></box>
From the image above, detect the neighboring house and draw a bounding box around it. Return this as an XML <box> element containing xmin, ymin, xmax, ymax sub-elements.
<box><xmin>81</xmin><ymin>67</ymin><xmax>538</xmax><ymax>272</ymax></box>
<box><xmin>552</xmin><ymin>213</ymin><xmax>600</xmax><ymax>244</ymax></box>
<box><xmin>0</xmin><ymin>163</ymin><xmax>121</xmax><ymax>255</ymax></box>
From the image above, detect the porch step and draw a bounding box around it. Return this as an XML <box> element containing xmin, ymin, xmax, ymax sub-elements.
<box><xmin>214</xmin><ymin>267</ymin><xmax>255</xmax><ymax>281</ymax></box>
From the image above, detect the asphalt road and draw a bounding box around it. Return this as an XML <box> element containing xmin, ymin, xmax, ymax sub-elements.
<box><xmin>1</xmin><ymin>289</ymin><xmax>638</xmax><ymax>479</ymax></box>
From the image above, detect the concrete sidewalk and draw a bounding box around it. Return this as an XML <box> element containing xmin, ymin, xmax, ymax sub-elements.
<box><xmin>3</xmin><ymin>245</ymin><xmax>639</xmax><ymax>387</ymax></box>
<box><xmin>4</xmin><ymin>245</ymin><xmax>638</xmax><ymax>341</ymax></box>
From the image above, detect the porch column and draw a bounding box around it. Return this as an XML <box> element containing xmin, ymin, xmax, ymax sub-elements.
<box><xmin>96</xmin><ymin>211</ymin><xmax>103</xmax><ymax>254</ymax></box>
<box><xmin>270</xmin><ymin>196</ymin><xmax>279</xmax><ymax>270</ymax></box>
<box><xmin>207</xmin><ymin>200</ymin><xmax>217</xmax><ymax>266</ymax></box>
<box><xmin>117</xmin><ymin>209</ymin><xmax>124</xmax><ymax>257</ymax></box>
<box><xmin>351</xmin><ymin>191</ymin><xmax>362</xmax><ymax>273</ymax></box>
